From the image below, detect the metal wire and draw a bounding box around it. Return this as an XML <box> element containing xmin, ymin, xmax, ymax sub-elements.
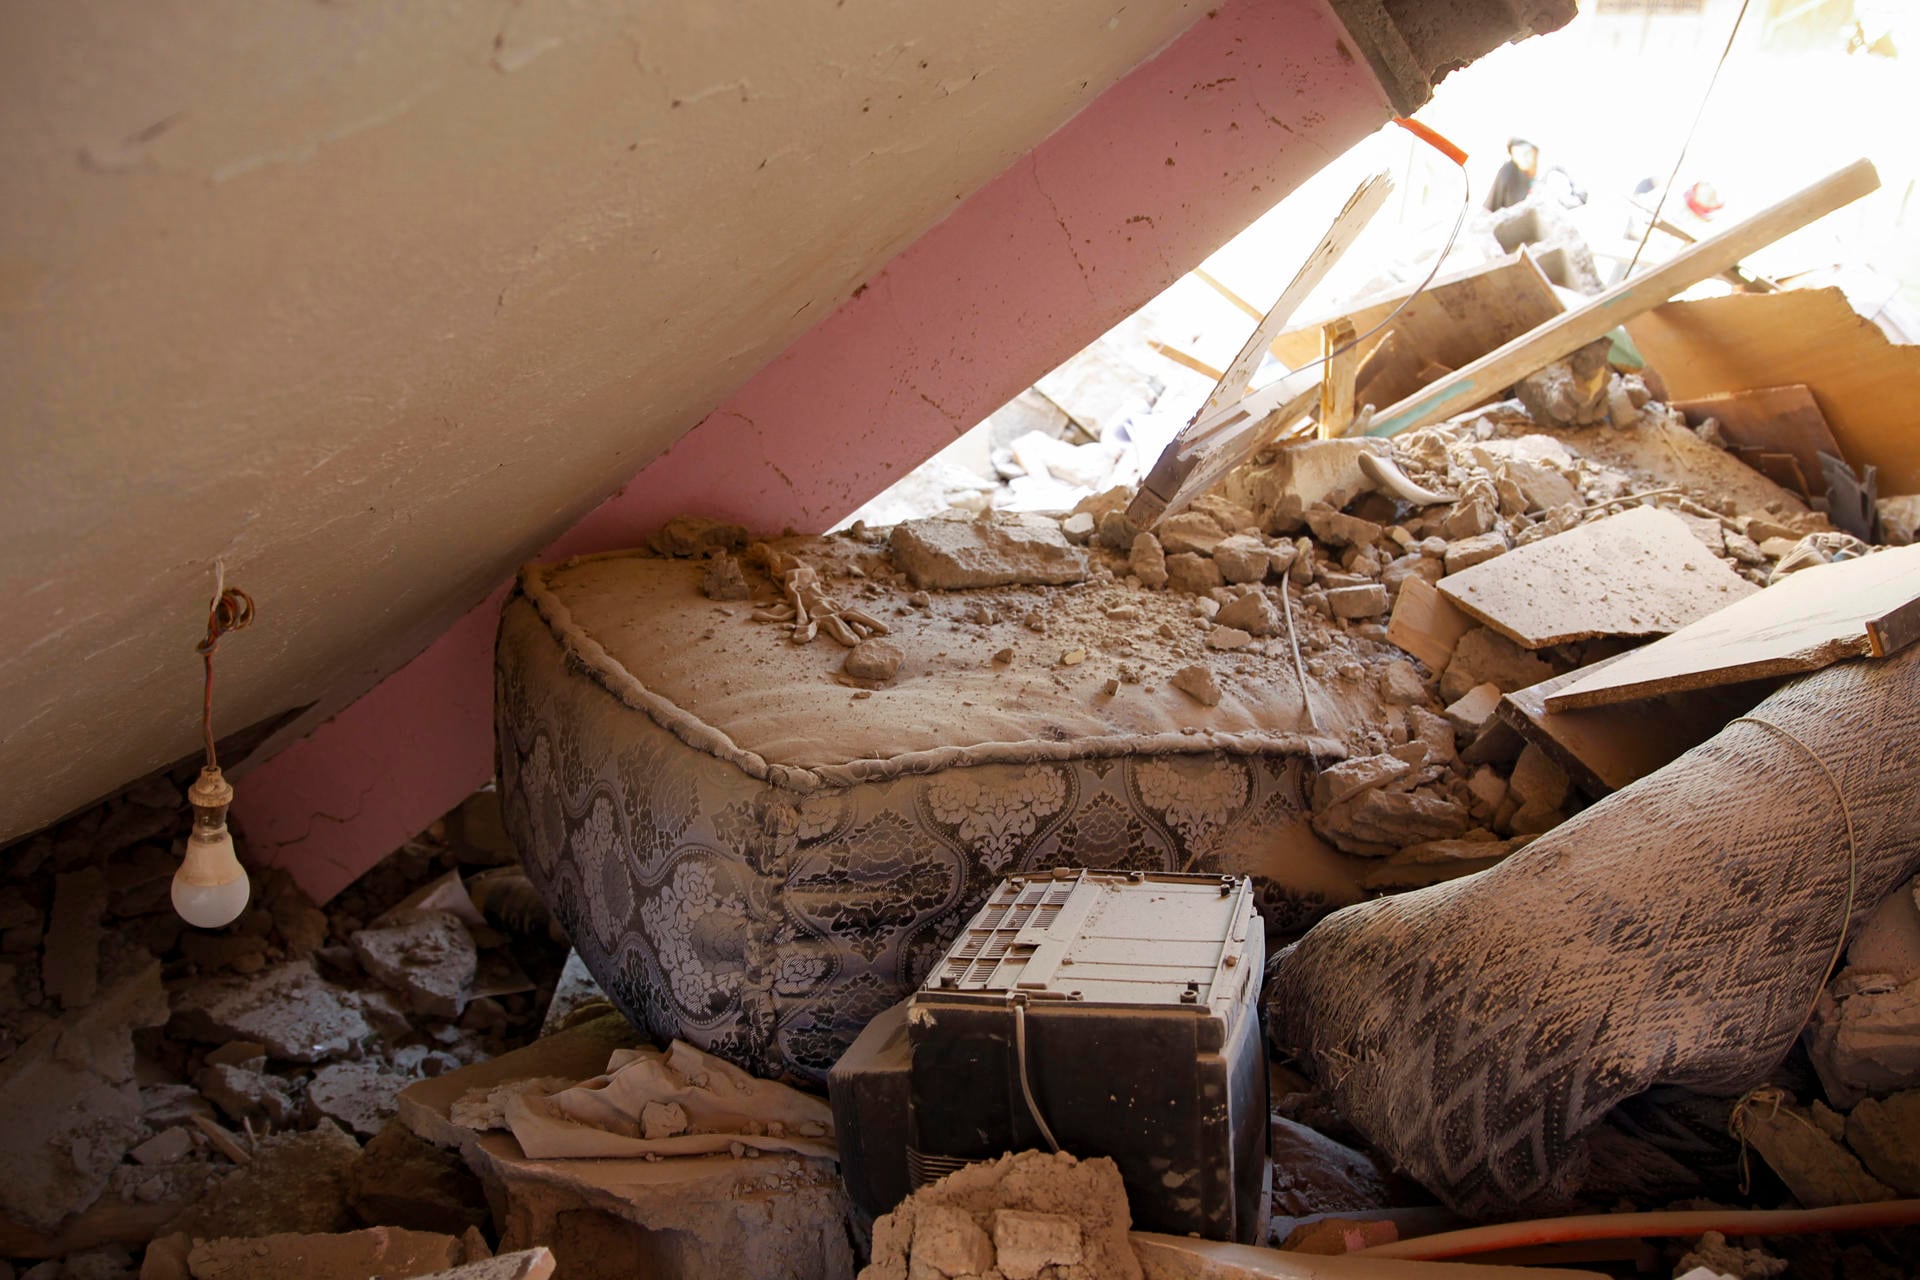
<box><xmin>1011</xmin><ymin>997</ymin><xmax>1062</xmax><ymax>1153</ymax></box>
<box><xmin>196</xmin><ymin>562</ymin><xmax>256</xmax><ymax>769</ymax></box>
<box><xmin>1623</xmin><ymin>0</ymin><xmax>1754</xmax><ymax>278</ymax></box>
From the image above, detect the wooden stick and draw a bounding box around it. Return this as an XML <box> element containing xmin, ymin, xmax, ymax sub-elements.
<box><xmin>1126</xmin><ymin>174</ymin><xmax>1392</xmax><ymax>526</ymax></box>
<box><xmin>1146</xmin><ymin>339</ymin><xmax>1223</xmax><ymax>382</ymax></box>
<box><xmin>1365</xmin><ymin>159</ymin><xmax>1880</xmax><ymax>439</ymax></box>
<box><xmin>1318</xmin><ymin>318</ymin><xmax>1358</xmax><ymax>438</ymax></box>
<box><xmin>1191</xmin><ymin>266</ymin><xmax>1262</xmax><ymax>321</ymax></box>
<box><xmin>1200</xmin><ymin>172</ymin><xmax>1392</xmax><ymax>418</ymax></box>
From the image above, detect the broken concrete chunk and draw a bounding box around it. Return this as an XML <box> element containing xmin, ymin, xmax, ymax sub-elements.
<box><xmin>1509</xmin><ymin>744</ymin><xmax>1571</xmax><ymax>814</ymax></box>
<box><xmin>864</xmin><ymin>1151</ymin><xmax>1140</xmax><ymax>1280</ymax></box>
<box><xmin>1164</xmin><ymin>553</ymin><xmax>1223</xmax><ymax>595</ymax></box>
<box><xmin>1169</xmin><ymin>664</ymin><xmax>1221</xmax><ymax>707</ymax></box>
<box><xmin>0</xmin><ymin>962</ymin><xmax>169</xmax><ymax>1232</ymax></box>
<box><xmin>1314</xmin><ymin>787</ymin><xmax>1471</xmax><ymax>857</ymax></box>
<box><xmin>1214</xmin><ymin>591</ymin><xmax>1279</xmax><ymax>638</ymax></box>
<box><xmin>1847</xmin><ymin>875</ymin><xmax>1920</xmax><ymax>985</ymax></box>
<box><xmin>347</xmin><ymin>1121</ymin><xmax>489</xmax><ymax>1236</ymax></box>
<box><xmin>308</xmin><ymin>1061</ymin><xmax>413</xmax><ymax>1139</ymax></box>
<box><xmin>171</xmin><ymin>960</ymin><xmax>375</xmax><ymax>1065</ymax></box>
<box><xmin>1326</xmin><ymin>584</ymin><xmax>1388</xmax><ymax>619</ymax></box>
<box><xmin>1060</xmin><ymin>512</ymin><xmax>1096</xmax><ymax>544</ymax></box>
<box><xmin>1808</xmin><ymin>974</ymin><xmax>1920</xmax><ymax>1107</ymax></box>
<box><xmin>890</xmin><ymin>515</ymin><xmax>1087</xmax><ymax>590</ymax></box>
<box><xmin>1845</xmin><ymin>1090</ymin><xmax>1920</xmax><ymax>1195</ymax></box>
<box><xmin>1444</xmin><ymin>682</ymin><xmax>1502</xmax><ymax>737</ymax></box>
<box><xmin>413</xmin><ymin>1250</ymin><xmax>556</xmax><ymax>1280</ymax></box>
<box><xmin>1210</xmin><ymin>535</ymin><xmax>1269</xmax><ymax>584</ymax></box>
<box><xmin>1205</xmin><ymin>625</ymin><xmax>1252</xmax><ymax>652</ymax></box>
<box><xmin>1156</xmin><ymin>511</ymin><xmax>1226</xmax><ymax>557</ymax></box>
<box><xmin>1439</xmin><ymin>627</ymin><xmax>1556</xmax><ymax>705</ymax></box>
<box><xmin>168</xmin><ymin>1119</ymin><xmax>362</xmax><ymax>1241</ymax></box>
<box><xmin>1514</xmin><ymin>337</ymin><xmax>1612</xmax><ymax>426</ymax></box>
<box><xmin>1268</xmin><ymin>1116</ymin><xmax>1395</xmax><ymax>1218</ymax></box>
<box><xmin>1305</xmin><ymin>507</ymin><xmax>1383</xmax><ymax>550</ymax></box>
<box><xmin>1737</xmin><ymin>1096</ymin><xmax>1895</xmax><ymax>1208</ymax></box>
<box><xmin>352</xmin><ymin>911</ymin><xmax>478</xmax><ymax>1019</ymax></box>
<box><xmin>1312</xmin><ymin>754</ymin><xmax>1410</xmax><ymax>812</ymax></box>
<box><xmin>991</xmin><ymin>1209</ymin><xmax>1083</xmax><ymax>1280</ymax></box>
<box><xmin>1443</xmin><ymin>530</ymin><xmax>1509</xmax><ymax>575</ymax></box>
<box><xmin>649</xmin><ymin>515</ymin><xmax>749</xmax><ymax>558</ymax></box>
<box><xmin>1236</xmin><ymin>438</ymin><xmax>1390</xmax><ymax>531</ymax></box>
<box><xmin>1127</xmin><ymin>532</ymin><xmax>1168</xmax><ymax>589</ymax></box>
<box><xmin>1377</xmin><ymin>660</ymin><xmax>1427</xmax><ymax>706</ymax></box>
<box><xmin>131</xmin><ymin>1127</ymin><xmax>197</xmax><ymax>1167</ymax></box>
<box><xmin>842</xmin><ymin>639</ymin><xmax>905</xmax><ymax>684</ymax></box>
<box><xmin>700</xmin><ymin>553</ymin><xmax>752</xmax><ymax>601</ymax></box>
<box><xmin>185</xmin><ymin>1225</ymin><xmax>467</xmax><ymax>1280</ymax></box>
<box><xmin>909</xmin><ymin>1204</ymin><xmax>996</xmax><ymax>1278</ymax></box>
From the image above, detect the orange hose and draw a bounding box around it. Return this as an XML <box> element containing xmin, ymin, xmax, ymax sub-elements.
<box><xmin>1353</xmin><ymin>1199</ymin><xmax>1920</xmax><ymax>1261</ymax></box>
<box><xmin>1392</xmin><ymin>117</ymin><xmax>1467</xmax><ymax>168</ymax></box>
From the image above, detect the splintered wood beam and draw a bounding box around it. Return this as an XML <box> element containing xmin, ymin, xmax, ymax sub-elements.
<box><xmin>1128</xmin><ymin>172</ymin><xmax>1392</xmax><ymax>526</ymax></box>
<box><xmin>1364</xmin><ymin>158</ymin><xmax>1881</xmax><ymax>439</ymax></box>
<box><xmin>1318</xmin><ymin>317</ymin><xmax>1358</xmax><ymax>438</ymax></box>
<box><xmin>1201</xmin><ymin>172</ymin><xmax>1392</xmax><ymax>418</ymax></box>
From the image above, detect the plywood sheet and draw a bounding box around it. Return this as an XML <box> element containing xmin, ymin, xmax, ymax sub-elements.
<box><xmin>1386</xmin><ymin>576</ymin><xmax>1474</xmax><ymax>672</ymax></box>
<box><xmin>1499</xmin><ymin>655</ymin><xmax>1769</xmax><ymax>797</ymax></box>
<box><xmin>1437</xmin><ymin>506</ymin><xmax>1759</xmax><ymax>650</ymax></box>
<box><xmin>1547</xmin><ymin>543</ymin><xmax>1920</xmax><ymax>710</ymax></box>
<box><xmin>1628</xmin><ymin>286</ymin><xmax>1920</xmax><ymax>493</ymax></box>
<box><xmin>1268</xmin><ymin>248</ymin><xmax>1564</xmax><ymax>372</ymax></box>
<box><xmin>1671</xmin><ymin>384</ymin><xmax>1841</xmax><ymax>499</ymax></box>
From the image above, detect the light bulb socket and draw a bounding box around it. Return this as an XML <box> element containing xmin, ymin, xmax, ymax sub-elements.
<box><xmin>188</xmin><ymin>764</ymin><xmax>234</xmax><ymax>816</ymax></box>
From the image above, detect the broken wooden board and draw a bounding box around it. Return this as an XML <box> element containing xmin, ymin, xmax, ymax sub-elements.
<box><xmin>1547</xmin><ymin>543</ymin><xmax>1920</xmax><ymax>711</ymax></box>
<box><xmin>1498</xmin><ymin>655</ymin><xmax>1770</xmax><ymax>798</ymax></box>
<box><xmin>1268</xmin><ymin>247</ymin><xmax>1564</xmax><ymax>374</ymax></box>
<box><xmin>1368</xmin><ymin>160</ymin><xmax>1882</xmax><ymax>439</ymax></box>
<box><xmin>1671</xmin><ymin>384</ymin><xmax>1842</xmax><ymax>500</ymax></box>
<box><xmin>1437</xmin><ymin>506</ymin><xmax>1759</xmax><ymax>650</ymax></box>
<box><xmin>1629</xmin><ymin>285</ymin><xmax>1920</xmax><ymax>493</ymax></box>
<box><xmin>1386</xmin><ymin>576</ymin><xmax>1474</xmax><ymax>673</ymax></box>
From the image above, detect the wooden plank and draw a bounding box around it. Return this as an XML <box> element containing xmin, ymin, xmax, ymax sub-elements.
<box><xmin>1192</xmin><ymin>266</ymin><xmax>1263</xmax><ymax>321</ymax></box>
<box><xmin>1498</xmin><ymin>655</ymin><xmax>1769</xmax><ymax>797</ymax></box>
<box><xmin>1671</xmin><ymin>384</ymin><xmax>1842</xmax><ymax>497</ymax></box>
<box><xmin>1128</xmin><ymin>174</ymin><xmax>1392</xmax><ymax>527</ymax></box>
<box><xmin>1629</xmin><ymin>285</ymin><xmax>1920</xmax><ymax>493</ymax></box>
<box><xmin>1365</xmin><ymin>159</ymin><xmax>1882</xmax><ymax>440</ymax></box>
<box><xmin>1318</xmin><ymin>318</ymin><xmax>1358</xmax><ymax>439</ymax></box>
<box><xmin>1199</xmin><ymin>172</ymin><xmax>1392</xmax><ymax>418</ymax></box>
<box><xmin>1437</xmin><ymin>507</ymin><xmax>1759</xmax><ymax>650</ymax></box>
<box><xmin>1386</xmin><ymin>576</ymin><xmax>1474</xmax><ymax>673</ymax></box>
<box><xmin>1268</xmin><ymin>247</ymin><xmax>1564</xmax><ymax>372</ymax></box>
<box><xmin>1547</xmin><ymin>543</ymin><xmax>1920</xmax><ymax>710</ymax></box>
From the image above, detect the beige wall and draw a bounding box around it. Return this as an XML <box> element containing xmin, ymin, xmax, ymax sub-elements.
<box><xmin>0</xmin><ymin>0</ymin><xmax>1210</xmax><ymax>843</ymax></box>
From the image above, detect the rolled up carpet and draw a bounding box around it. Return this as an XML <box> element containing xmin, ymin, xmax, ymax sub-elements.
<box><xmin>1267</xmin><ymin>645</ymin><xmax>1920</xmax><ymax>1217</ymax></box>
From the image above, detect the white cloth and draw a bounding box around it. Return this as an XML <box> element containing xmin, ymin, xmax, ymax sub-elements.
<box><xmin>505</xmin><ymin>1039</ymin><xmax>837</xmax><ymax>1161</ymax></box>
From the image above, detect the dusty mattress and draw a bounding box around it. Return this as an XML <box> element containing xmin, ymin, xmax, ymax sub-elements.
<box><xmin>495</xmin><ymin>538</ymin><xmax>1370</xmax><ymax>1084</ymax></box>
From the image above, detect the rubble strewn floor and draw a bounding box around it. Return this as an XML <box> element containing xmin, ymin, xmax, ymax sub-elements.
<box><xmin>5</xmin><ymin>355</ymin><xmax>1920</xmax><ymax>1278</ymax></box>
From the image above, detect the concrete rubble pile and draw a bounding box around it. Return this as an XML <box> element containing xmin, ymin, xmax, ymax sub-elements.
<box><xmin>0</xmin><ymin>779</ymin><xmax>582</xmax><ymax>1280</ymax></box>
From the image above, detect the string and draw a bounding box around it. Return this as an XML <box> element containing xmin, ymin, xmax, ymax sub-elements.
<box><xmin>196</xmin><ymin>560</ymin><xmax>256</xmax><ymax>770</ymax></box>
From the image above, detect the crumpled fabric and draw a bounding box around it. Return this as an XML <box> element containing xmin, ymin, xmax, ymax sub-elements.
<box><xmin>506</xmin><ymin>1039</ymin><xmax>837</xmax><ymax>1161</ymax></box>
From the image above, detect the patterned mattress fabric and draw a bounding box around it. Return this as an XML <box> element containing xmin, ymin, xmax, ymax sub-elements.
<box><xmin>494</xmin><ymin>546</ymin><xmax>1374</xmax><ymax>1085</ymax></box>
<box><xmin>1267</xmin><ymin>644</ymin><xmax>1920</xmax><ymax>1217</ymax></box>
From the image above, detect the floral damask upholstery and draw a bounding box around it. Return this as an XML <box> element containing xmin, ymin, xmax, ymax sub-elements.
<box><xmin>495</xmin><ymin>550</ymin><xmax>1368</xmax><ymax>1085</ymax></box>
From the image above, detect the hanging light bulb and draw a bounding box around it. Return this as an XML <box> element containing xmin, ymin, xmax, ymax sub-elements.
<box><xmin>175</xmin><ymin>765</ymin><xmax>250</xmax><ymax>928</ymax></box>
<box><xmin>176</xmin><ymin>564</ymin><xmax>255</xmax><ymax>930</ymax></box>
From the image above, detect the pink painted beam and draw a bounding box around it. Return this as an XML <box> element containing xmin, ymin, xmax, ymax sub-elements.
<box><xmin>235</xmin><ymin>0</ymin><xmax>1394</xmax><ymax>902</ymax></box>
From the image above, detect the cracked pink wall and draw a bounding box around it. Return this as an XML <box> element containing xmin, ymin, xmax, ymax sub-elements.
<box><xmin>235</xmin><ymin>0</ymin><xmax>1393</xmax><ymax>901</ymax></box>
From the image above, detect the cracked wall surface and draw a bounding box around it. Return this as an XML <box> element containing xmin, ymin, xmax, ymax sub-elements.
<box><xmin>0</xmin><ymin>0</ymin><xmax>1219</xmax><ymax>844</ymax></box>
